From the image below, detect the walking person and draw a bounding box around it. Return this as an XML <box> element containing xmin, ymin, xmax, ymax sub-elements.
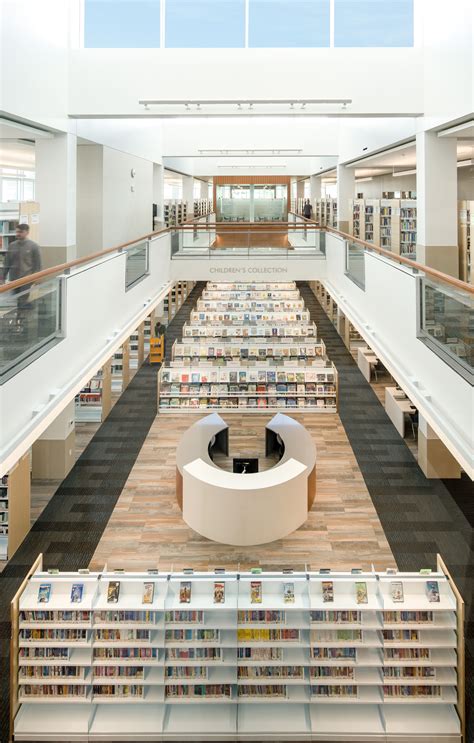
<box><xmin>5</xmin><ymin>223</ymin><xmax>42</xmax><ymax>310</ymax></box>
<box><xmin>303</xmin><ymin>199</ymin><xmax>313</xmax><ymax>220</ymax></box>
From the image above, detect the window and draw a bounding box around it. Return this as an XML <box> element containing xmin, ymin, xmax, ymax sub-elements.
<box><xmin>249</xmin><ymin>0</ymin><xmax>329</xmax><ymax>48</ymax></box>
<box><xmin>84</xmin><ymin>0</ymin><xmax>160</xmax><ymax>48</ymax></box>
<box><xmin>334</xmin><ymin>0</ymin><xmax>414</xmax><ymax>47</ymax></box>
<box><xmin>0</xmin><ymin>169</ymin><xmax>36</xmax><ymax>202</ymax></box>
<box><xmin>165</xmin><ymin>0</ymin><xmax>245</xmax><ymax>48</ymax></box>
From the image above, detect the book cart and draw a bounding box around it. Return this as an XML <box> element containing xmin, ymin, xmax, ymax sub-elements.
<box><xmin>11</xmin><ymin>557</ymin><xmax>464</xmax><ymax>741</ymax></box>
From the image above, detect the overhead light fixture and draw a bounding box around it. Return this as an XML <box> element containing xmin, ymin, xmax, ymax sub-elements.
<box><xmin>355</xmin><ymin>177</ymin><xmax>373</xmax><ymax>183</ymax></box>
<box><xmin>392</xmin><ymin>168</ymin><xmax>416</xmax><ymax>177</ymax></box>
<box><xmin>457</xmin><ymin>159</ymin><xmax>474</xmax><ymax>168</ymax></box>
<box><xmin>198</xmin><ymin>149</ymin><xmax>302</xmax><ymax>156</ymax></box>
<box><xmin>139</xmin><ymin>98</ymin><xmax>352</xmax><ymax>110</ymax></box>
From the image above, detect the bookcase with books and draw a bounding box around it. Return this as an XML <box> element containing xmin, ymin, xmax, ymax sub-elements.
<box><xmin>399</xmin><ymin>199</ymin><xmax>417</xmax><ymax>257</ymax></box>
<box><xmin>189</xmin><ymin>309</ymin><xmax>311</xmax><ymax>325</ymax></box>
<box><xmin>206</xmin><ymin>282</ymin><xmax>297</xmax><ymax>292</ymax></box>
<box><xmin>196</xmin><ymin>297</ymin><xmax>306</xmax><ymax>311</ymax></box>
<box><xmin>458</xmin><ymin>200</ymin><xmax>473</xmax><ymax>283</ymax></box>
<box><xmin>349</xmin><ymin>199</ymin><xmax>364</xmax><ymax>239</ymax></box>
<box><xmin>171</xmin><ymin>339</ymin><xmax>327</xmax><ymax>365</ymax></box>
<box><xmin>182</xmin><ymin>321</ymin><xmax>318</xmax><ymax>340</ymax></box>
<box><xmin>0</xmin><ymin>473</ymin><xmax>8</xmax><ymax>559</ymax></box>
<box><xmin>158</xmin><ymin>364</ymin><xmax>338</xmax><ymax>413</ymax></box>
<box><xmin>164</xmin><ymin>201</ymin><xmax>188</xmax><ymax>229</ymax></box>
<box><xmin>12</xmin><ymin>560</ymin><xmax>464</xmax><ymax>741</ymax></box>
<box><xmin>379</xmin><ymin>199</ymin><xmax>401</xmax><ymax>253</ymax></box>
<box><xmin>363</xmin><ymin>200</ymin><xmax>378</xmax><ymax>244</ymax></box>
<box><xmin>193</xmin><ymin>199</ymin><xmax>213</xmax><ymax>218</ymax></box>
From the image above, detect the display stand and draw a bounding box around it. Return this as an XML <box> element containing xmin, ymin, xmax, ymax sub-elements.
<box><xmin>1</xmin><ymin>454</ymin><xmax>31</xmax><ymax>560</ymax></box>
<box><xmin>11</xmin><ymin>559</ymin><xmax>464</xmax><ymax>742</ymax></box>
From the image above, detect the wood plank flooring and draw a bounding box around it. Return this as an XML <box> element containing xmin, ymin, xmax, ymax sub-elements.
<box><xmin>90</xmin><ymin>411</ymin><xmax>396</xmax><ymax>573</ymax></box>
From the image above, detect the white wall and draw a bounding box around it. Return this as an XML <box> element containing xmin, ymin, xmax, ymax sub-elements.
<box><xmin>1</xmin><ymin>0</ymin><xmax>70</xmax><ymax>132</ymax></box>
<box><xmin>458</xmin><ymin>166</ymin><xmax>474</xmax><ymax>200</ymax></box>
<box><xmin>102</xmin><ymin>147</ymin><xmax>154</xmax><ymax>247</ymax></box>
<box><xmin>338</xmin><ymin>119</ymin><xmax>417</xmax><ymax>165</ymax></box>
<box><xmin>0</xmin><ymin>233</ymin><xmax>172</xmax><ymax>474</ymax></box>
<box><xmin>76</xmin><ymin>120</ymin><xmax>163</xmax><ymax>165</ymax></box>
<box><xmin>76</xmin><ymin>145</ymin><xmax>103</xmax><ymax>257</ymax></box>
<box><xmin>76</xmin><ymin>144</ymin><xmax>155</xmax><ymax>254</ymax></box>
<box><xmin>324</xmin><ymin>233</ymin><xmax>473</xmax><ymax>478</ymax></box>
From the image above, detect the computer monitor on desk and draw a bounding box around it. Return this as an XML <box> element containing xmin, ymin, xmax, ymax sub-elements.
<box><xmin>233</xmin><ymin>458</ymin><xmax>259</xmax><ymax>474</ymax></box>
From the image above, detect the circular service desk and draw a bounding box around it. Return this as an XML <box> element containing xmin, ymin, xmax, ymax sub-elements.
<box><xmin>176</xmin><ymin>413</ymin><xmax>316</xmax><ymax>546</ymax></box>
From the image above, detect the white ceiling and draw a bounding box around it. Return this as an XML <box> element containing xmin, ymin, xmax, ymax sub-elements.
<box><xmin>0</xmin><ymin>141</ymin><xmax>35</xmax><ymax>169</ymax></box>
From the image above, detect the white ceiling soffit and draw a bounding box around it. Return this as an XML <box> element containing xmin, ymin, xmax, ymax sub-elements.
<box><xmin>438</xmin><ymin>121</ymin><xmax>474</xmax><ymax>139</ymax></box>
<box><xmin>0</xmin><ymin>118</ymin><xmax>53</xmax><ymax>140</ymax></box>
<box><xmin>0</xmin><ymin>141</ymin><xmax>36</xmax><ymax>169</ymax></box>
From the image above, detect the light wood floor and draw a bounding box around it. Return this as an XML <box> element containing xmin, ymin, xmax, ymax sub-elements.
<box><xmin>90</xmin><ymin>412</ymin><xmax>397</xmax><ymax>574</ymax></box>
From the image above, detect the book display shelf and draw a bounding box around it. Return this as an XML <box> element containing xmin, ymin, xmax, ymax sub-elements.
<box><xmin>158</xmin><ymin>281</ymin><xmax>337</xmax><ymax>413</ymax></box>
<box><xmin>164</xmin><ymin>201</ymin><xmax>188</xmax><ymax>229</ymax></box>
<box><xmin>193</xmin><ymin>199</ymin><xmax>213</xmax><ymax>218</ymax></box>
<box><xmin>11</xmin><ymin>560</ymin><xmax>464</xmax><ymax>741</ymax></box>
<box><xmin>171</xmin><ymin>339</ymin><xmax>327</xmax><ymax>364</ymax></box>
<box><xmin>75</xmin><ymin>374</ymin><xmax>103</xmax><ymax>423</ymax></box>
<box><xmin>0</xmin><ymin>454</ymin><xmax>30</xmax><ymax>562</ymax></box>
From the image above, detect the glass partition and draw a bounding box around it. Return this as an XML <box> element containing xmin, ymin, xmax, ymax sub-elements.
<box><xmin>216</xmin><ymin>184</ymin><xmax>287</xmax><ymax>222</ymax></box>
<box><xmin>419</xmin><ymin>278</ymin><xmax>473</xmax><ymax>379</ymax></box>
<box><xmin>345</xmin><ymin>240</ymin><xmax>365</xmax><ymax>288</ymax></box>
<box><xmin>125</xmin><ymin>241</ymin><xmax>149</xmax><ymax>289</ymax></box>
<box><xmin>0</xmin><ymin>277</ymin><xmax>63</xmax><ymax>381</ymax></box>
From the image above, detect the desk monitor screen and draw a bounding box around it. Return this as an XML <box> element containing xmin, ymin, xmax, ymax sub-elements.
<box><xmin>233</xmin><ymin>458</ymin><xmax>259</xmax><ymax>474</ymax></box>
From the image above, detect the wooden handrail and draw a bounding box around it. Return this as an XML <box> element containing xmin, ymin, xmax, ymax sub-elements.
<box><xmin>0</xmin><ymin>226</ymin><xmax>169</xmax><ymax>294</ymax></box>
<box><xmin>326</xmin><ymin>226</ymin><xmax>474</xmax><ymax>295</ymax></box>
<box><xmin>1</xmin><ymin>219</ymin><xmax>472</xmax><ymax>297</ymax></box>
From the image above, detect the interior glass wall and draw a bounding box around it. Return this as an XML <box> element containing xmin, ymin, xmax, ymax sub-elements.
<box><xmin>216</xmin><ymin>184</ymin><xmax>287</xmax><ymax>222</ymax></box>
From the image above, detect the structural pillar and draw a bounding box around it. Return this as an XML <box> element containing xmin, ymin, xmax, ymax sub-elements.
<box><xmin>152</xmin><ymin>163</ymin><xmax>164</xmax><ymax>230</ymax></box>
<box><xmin>32</xmin><ymin>401</ymin><xmax>75</xmax><ymax>480</ymax></box>
<box><xmin>416</xmin><ymin>131</ymin><xmax>459</xmax><ymax>277</ymax></box>
<box><xmin>336</xmin><ymin>164</ymin><xmax>355</xmax><ymax>234</ymax></box>
<box><xmin>35</xmin><ymin>132</ymin><xmax>77</xmax><ymax>267</ymax></box>
<box><xmin>182</xmin><ymin>176</ymin><xmax>194</xmax><ymax>222</ymax></box>
<box><xmin>310</xmin><ymin>175</ymin><xmax>321</xmax><ymax>216</ymax></box>
<box><xmin>417</xmin><ymin>414</ymin><xmax>461</xmax><ymax>479</ymax></box>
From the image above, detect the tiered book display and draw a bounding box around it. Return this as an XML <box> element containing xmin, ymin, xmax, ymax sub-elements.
<box><xmin>158</xmin><ymin>281</ymin><xmax>338</xmax><ymax>412</ymax></box>
<box><xmin>12</xmin><ymin>560</ymin><xmax>464</xmax><ymax>741</ymax></box>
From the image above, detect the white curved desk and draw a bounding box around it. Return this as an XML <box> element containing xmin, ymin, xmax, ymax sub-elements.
<box><xmin>176</xmin><ymin>413</ymin><xmax>316</xmax><ymax>546</ymax></box>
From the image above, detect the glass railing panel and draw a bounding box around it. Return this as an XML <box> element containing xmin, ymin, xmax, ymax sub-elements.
<box><xmin>345</xmin><ymin>240</ymin><xmax>366</xmax><ymax>289</ymax></box>
<box><xmin>125</xmin><ymin>241</ymin><xmax>149</xmax><ymax>288</ymax></box>
<box><xmin>419</xmin><ymin>277</ymin><xmax>473</xmax><ymax>378</ymax></box>
<box><xmin>0</xmin><ymin>277</ymin><xmax>63</xmax><ymax>381</ymax></box>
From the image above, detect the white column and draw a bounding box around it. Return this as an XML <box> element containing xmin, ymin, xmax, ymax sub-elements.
<box><xmin>417</xmin><ymin>413</ymin><xmax>461</xmax><ymax>479</ymax></box>
<box><xmin>32</xmin><ymin>401</ymin><xmax>76</xmax><ymax>480</ymax></box>
<box><xmin>182</xmin><ymin>175</ymin><xmax>194</xmax><ymax>220</ymax></box>
<box><xmin>336</xmin><ymin>164</ymin><xmax>355</xmax><ymax>233</ymax></box>
<box><xmin>296</xmin><ymin>180</ymin><xmax>305</xmax><ymax>200</ymax></box>
<box><xmin>35</xmin><ymin>132</ymin><xmax>77</xmax><ymax>266</ymax></box>
<box><xmin>153</xmin><ymin>163</ymin><xmax>164</xmax><ymax>229</ymax></box>
<box><xmin>416</xmin><ymin>131</ymin><xmax>458</xmax><ymax>276</ymax></box>
<box><xmin>310</xmin><ymin>175</ymin><xmax>321</xmax><ymax>202</ymax></box>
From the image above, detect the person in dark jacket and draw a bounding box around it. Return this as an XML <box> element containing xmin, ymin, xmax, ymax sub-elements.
<box><xmin>5</xmin><ymin>224</ymin><xmax>42</xmax><ymax>308</ymax></box>
<box><xmin>303</xmin><ymin>199</ymin><xmax>313</xmax><ymax>219</ymax></box>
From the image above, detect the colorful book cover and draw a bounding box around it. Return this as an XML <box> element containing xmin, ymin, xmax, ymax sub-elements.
<box><xmin>250</xmin><ymin>581</ymin><xmax>262</xmax><ymax>604</ymax></box>
<box><xmin>355</xmin><ymin>582</ymin><xmax>368</xmax><ymax>605</ymax></box>
<box><xmin>38</xmin><ymin>584</ymin><xmax>51</xmax><ymax>604</ymax></box>
<box><xmin>322</xmin><ymin>581</ymin><xmax>334</xmax><ymax>603</ymax></box>
<box><xmin>213</xmin><ymin>582</ymin><xmax>225</xmax><ymax>604</ymax></box>
<box><xmin>142</xmin><ymin>582</ymin><xmax>155</xmax><ymax>605</ymax></box>
<box><xmin>107</xmin><ymin>581</ymin><xmax>121</xmax><ymax>603</ymax></box>
<box><xmin>390</xmin><ymin>582</ymin><xmax>404</xmax><ymax>603</ymax></box>
<box><xmin>179</xmin><ymin>581</ymin><xmax>192</xmax><ymax>604</ymax></box>
<box><xmin>426</xmin><ymin>580</ymin><xmax>440</xmax><ymax>602</ymax></box>
<box><xmin>70</xmin><ymin>583</ymin><xmax>84</xmax><ymax>604</ymax></box>
<box><xmin>283</xmin><ymin>583</ymin><xmax>295</xmax><ymax>604</ymax></box>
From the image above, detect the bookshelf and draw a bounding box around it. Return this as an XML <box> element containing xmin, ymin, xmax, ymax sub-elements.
<box><xmin>158</xmin><ymin>364</ymin><xmax>338</xmax><ymax>412</ymax></box>
<box><xmin>206</xmin><ymin>282</ymin><xmax>297</xmax><ymax>292</ymax></box>
<box><xmin>458</xmin><ymin>200</ymin><xmax>473</xmax><ymax>283</ymax></box>
<box><xmin>0</xmin><ymin>454</ymin><xmax>30</xmax><ymax>561</ymax></box>
<box><xmin>171</xmin><ymin>339</ymin><xmax>327</xmax><ymax>364</ymax></box>
<box><xmin>164</xmin><ymin>201</ymin><xmax>188</xmax><ymax>229</ymax></box>
<box><xmin>182</xmin><ymin>322</ymin><xmax>318</xmax><ymax>339</ymax></box>
<box><xmin>349</xmin><ymin>199</ymin><xmax>364</xmax><ymax>239</ymax></box>
<box><xmin>400</xmin><ymin>200</ymin><xmax>417</xmax><ymax>257</ymax></box>
<box><xmin>12</xmin><ymin>563</ymin><xmax>464</xmax><ymax>741</ymax></box>
<box><xmin>379</xmin><ymin>199</ymin><xmax>401</xmax><ymax>253</ymax></box>
<box><xmin>75</xmin><ymin>374</ymin><xmax>104</xmax><ymax>423</ymax></box>
<box><xmin>189</xmin><ymin>309</ymin><xmax>311</xmax><ymax>325</ymax></box>
<box><xmin>196</xmin><ymin>297</ymin><xmax>306</xmax><ymax>311</ymax></box>
<box><xmin>193</xmin><ymin>199</ymin><xmax>213</xmax><ymax>218</ymax></box>
<box><xmin>0</xmin><ymin>201</ymin><xmax>40</xmax><ymax>284</ymax></box>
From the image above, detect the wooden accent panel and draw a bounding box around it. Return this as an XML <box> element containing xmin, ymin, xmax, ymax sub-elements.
<box><xmin>101</xmin><ymin>358</ymin><xmax>113</xmax><ymax>421</ymax></box>
<box><xmin>122</xmin><ymin>341</ymin><xmax>130</xmax><ymax>390</ymax></box>
<box><xmin>176</xmin><ymin>469</ymin><xmax>183</xmax><ymax>511</ymax></box>
<box><xmin>10</xmin><ymin>554</ymin><xmax>43</xmax><ymax>741</ymax></box>
<box><xmin>137</xmin><ymin>322</ymin><xmax>145</xmax><ymax>367</ymax></box>
<box><xmin>8</xmin><ymin>454</ymin><xmax>31</xmax><ymax>559</ymax></box>
<box><xmin>307</xmin><ymin>465</ymin><xmax>316</xmax><ymax>510</ymax></box>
